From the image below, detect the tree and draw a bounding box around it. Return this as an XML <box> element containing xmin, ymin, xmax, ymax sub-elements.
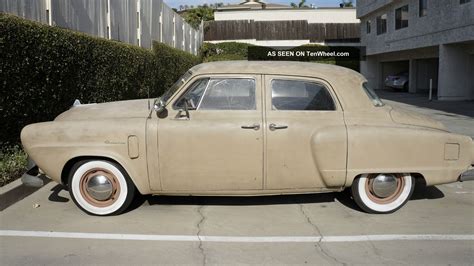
<box><xmin>182</xmin><ymin>6</ymin><xmax>214</xmax><ymax>29</ymax></box>
<box><xmin>290</xmin><ymin>0</ymin><xmax>308</xmax><ymax>8</ymax></box>
<box><xmin>341</xmin><ymin>0</ymin><xmax>354</xmax><ymax>7</ymax></box>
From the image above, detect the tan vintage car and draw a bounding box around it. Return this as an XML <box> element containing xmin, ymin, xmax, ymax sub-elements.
<box><xmin>21</xmin><ymin>61</ymin><xmax>474</xmax><ymax>216</ymax></box>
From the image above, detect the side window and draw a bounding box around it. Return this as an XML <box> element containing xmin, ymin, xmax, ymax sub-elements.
<box><xmin>175</xmin><ymin>78</ymin><xmax>256</xmax><ymax>110</ymax></box>
<box><xmin>200</xmin><ymin>78</ymin><xmax>256</xmax><ymax>110</ymax></box>
<box><xmin>174</xmin><ymin>78</ymin><xmax>209</xmax><ymax>110</ymax></box>
<box><xmin>271</xmin><ymin>79</ymin><xmax>336</xmax><ymax>111</ymax></box>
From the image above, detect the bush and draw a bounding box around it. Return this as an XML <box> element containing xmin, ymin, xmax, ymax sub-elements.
<box><xmin>0</xmin><ymin>14</ymin><xmax>200</xmax><ymax>146</ymax></box>
<box><xmin>0</xmin><ymin>146</ymin><xmax>27</xmax><ymax>187</ymax></box>
<box><xmin>200</xmin><ymin>42</ymin><xmax>360</xmax><ymax>71</ymax></box>
<box><xmin>153</xmin><ymin>42</ymin><xmax>201</xmax><ymax>95</ymax></box>
<box><xmin>200</xmin><ymin>42</ymin><xmax>252</xmax><ymax>62</ymax></box>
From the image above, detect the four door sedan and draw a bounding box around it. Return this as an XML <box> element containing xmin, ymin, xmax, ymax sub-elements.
<box><xmin>21</xmin><ymin>61</ymin><xmax>474</xmax><ymax>215</ymax></box>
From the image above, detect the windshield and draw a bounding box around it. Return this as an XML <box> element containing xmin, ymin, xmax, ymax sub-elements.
<box><xmin>362</xmin><ymin>82</ymin><xmax>384</xmax><ymax>107</ymax></box>
<box><xmin>160</xmin><ymin>71</ymin><xmax>193</xmax><ymax>103</ymax></box>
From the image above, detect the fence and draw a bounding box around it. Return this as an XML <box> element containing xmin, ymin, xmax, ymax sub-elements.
<box><xmin>204</xmin><ymin>20</ymin><xmax>360</xmax><ymax>44</ymax></box>
<box><xmin>0</xmin><ymin>0</ymin><xmax>203</xmax><ymax>54</ymax></box>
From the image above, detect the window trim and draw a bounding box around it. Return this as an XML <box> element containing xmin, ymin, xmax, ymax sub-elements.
<box><xmin>395</xmin><ymin>5</ymin><xmax>409</xmax><ymax>30</ymax></box>
<box><xmin>419</xmin><ymin>0</ymin><xmax>427</xmax><ymax>17</ymax></box>
<box><xmin>376</xmin><ymin>13</ymin><xmax>387</xmax><ymax>35</ymax></box>
<box><xmin>269</xmin><ymin>78</ymin><xmax>338</xmax><ymax>112</ymax></box>
<box><xmin>171</xmin><ymin>76</ymin><xmax>258</xmax><ymax>111</ymax></box>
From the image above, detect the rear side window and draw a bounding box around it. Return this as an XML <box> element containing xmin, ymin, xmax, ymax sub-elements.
<box><xmin>271</xmin><ymin>79</ymin><xmax>336</xmax><ymax>111</ymax></box>
<box><xmin>175</xmin><ymin>78</ymin><xmax>256</xmax><ymax>110</ymax></box>
<box><xmin>362</xmin><ymin>82</ymin><xmax>384</xmax><ymax>107</ymax></box>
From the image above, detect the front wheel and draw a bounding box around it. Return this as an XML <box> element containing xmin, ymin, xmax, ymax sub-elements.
<box><xmin>352</xmin><ymin>173</ymin><xmax>415</xmax><ymax>214</ymax></box>
<box><xmin>68</xmin><ymin>160</ymin><xmax>135</xmax><ymax>216</ymax></box>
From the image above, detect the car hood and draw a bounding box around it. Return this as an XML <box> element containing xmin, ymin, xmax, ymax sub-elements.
<box><xmin>55</xmin><ymin>99</ymin><xmax>151</xmax><ymax>121</ymax></box>
<box><xmin>390</xmin><ymin>107</ymin><xmax>447</xmax><ymax>131</ymax></box>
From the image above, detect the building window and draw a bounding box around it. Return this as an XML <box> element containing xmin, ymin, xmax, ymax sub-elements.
<box><xmin>376</xmin><ymin>14</ymin><xmax>387</xmax><ymax>35</ymax></box>
<box><xmin>366</xmin><ymin>20</ymin><xmax>371</xmax><ymax>34</ymax></box>
<box><xmin>395</xmin><ymin>5</ymin><xmax>409</xmax><ymax>30</ymax></box>
<box><xmin>419</xmin><ymin>0</ymin><xmax>427</xmax><ymax>17</ymax></box>
<box><xmin>460</xmin><ymin>0</ymin><xmax>471</xmax><ymax>4</ymax></box>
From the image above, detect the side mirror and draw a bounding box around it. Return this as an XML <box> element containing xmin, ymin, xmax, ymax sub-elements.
<box><xmin>154</xmin><ymin>98</ymin><xmax>166</xmax><ymax>114</ymax></box>
<box><xmin>153</xmin><ymin>98</ymin><xmax>169</xmax><ymax>118</ymax></box>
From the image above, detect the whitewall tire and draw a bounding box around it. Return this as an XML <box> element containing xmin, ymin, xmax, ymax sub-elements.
<box><xmin>352</xmin><ymin>173</ymin><xmax>415</xmax><ymax>214</ymax></box>
<box><xmin>68</xmin><ymin>160</ymin><xmax>135</xmax><ymax>216</ymax></box>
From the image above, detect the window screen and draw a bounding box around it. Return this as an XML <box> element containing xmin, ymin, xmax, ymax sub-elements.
<box><xmin>271</xmin><ymin>79</ymin><xmax>336</xmax><ymax>111</ymax></box>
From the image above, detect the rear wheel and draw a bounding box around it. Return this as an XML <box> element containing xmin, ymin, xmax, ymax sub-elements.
<box><xmin>351</xmin><ymin>173</ymin><xmax>414</xmax><ymax>214</ymax></box>
<box><xmin>68</xmin><ymin>160</ymin><xmax>135</xmax><ymax>216</ymax></box>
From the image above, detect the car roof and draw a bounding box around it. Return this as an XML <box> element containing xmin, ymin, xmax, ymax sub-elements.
<box><xmin>189</xmin><ymin>61</ymin><xmax>373</xmax><ymax>110</ymax></box>
<box><xmin>190</xmin><ymin>61</ymin><xmax>361</xmax><ymax>79</ymax></box>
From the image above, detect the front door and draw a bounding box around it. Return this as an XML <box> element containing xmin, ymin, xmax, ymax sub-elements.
<box><xmin>157</xmin><ymin>74</ymin><xmax>264</xmax><ymax>192</ymax></box>
<box><xmin>264</xmin><ymin>75</ymin><xmax>347</xmax><ymax>190</ymax></box>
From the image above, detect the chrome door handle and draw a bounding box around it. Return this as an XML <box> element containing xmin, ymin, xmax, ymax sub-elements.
<box><xmin>241</xmin><ymin>124</ymin><xmax>260</xmax><ymax>130</ymax></box>
<box><xmin>269</xmin><ymin>123</ymin><xmax>288</xmax><ymax>131</ymax></box>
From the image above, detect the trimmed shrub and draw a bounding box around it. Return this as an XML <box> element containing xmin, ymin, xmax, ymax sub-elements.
<box><xmin>0</xmin><ymin>14</ymin><xmax>200</xmax><ymax>146</ymax></box>
<box><xmin>153</xmin><ymin>42</ymin><xmax>201</xmax><ymax>95</ymax></box>
<box><xmin>200</xmin><ymin>42</ymin><xmax>252</xmax><ymax>62</ymax></box>
<box><xmin>201</xmin><ymin>41</ymin><xmax>360</xmax><ymax>71</ymax></box>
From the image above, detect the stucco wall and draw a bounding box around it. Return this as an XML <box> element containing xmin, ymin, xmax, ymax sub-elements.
<box><xmin>359</xmin><ymin>0</ymin><xmax>474</xmax><ymax>56</ymax></box>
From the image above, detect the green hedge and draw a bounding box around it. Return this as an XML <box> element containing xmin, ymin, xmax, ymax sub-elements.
<box><xmin>153</xmin><ymin>42</ymin><xmax>201</xmax><ymax>95</ymax></box>
<box><xmin>200</xmin><ymin>42</ymin><xmax>359</xmax><ymax>71</ymax></box>
<box><xmin>0</xmin><ymin>14</ymin><xmax>199</xmax><ymax>146</ymax></box>
<box><xmin>200</xmin><ymin>42</ymin><xmax>252</xmax><ymax>62</ymax></box>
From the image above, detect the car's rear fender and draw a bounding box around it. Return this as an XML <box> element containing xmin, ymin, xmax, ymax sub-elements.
<box><xmin>345</xmin><ymin>125</ymin><xmax>473</xmax><ymax>186</ymax></box>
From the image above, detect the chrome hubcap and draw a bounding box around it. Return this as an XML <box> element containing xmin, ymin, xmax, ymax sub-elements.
<box><xmin>86</xmin><ymin>175</ymin><xmax>113</xmax><ymax>201</ymax></box>
<box><xmin>372</xmin><ymin>174</ymin><xmax>398</xmax><ymax>198</ymax></box>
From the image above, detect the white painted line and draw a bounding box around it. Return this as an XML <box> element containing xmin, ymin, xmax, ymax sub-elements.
<box><xmin>1</xmin><ymin>230</ymin><xmax>473</xmax><ymax>243</ymax></box>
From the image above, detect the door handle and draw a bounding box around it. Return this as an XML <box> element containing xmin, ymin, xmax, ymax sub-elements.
<box><xmin>241</xmin><ymin>124</ymin><xmax>260</xmax><ymax>130</ymax></box>
<box><xmin>269</xmin><ymin>123</ymin><xmax>288</xmax><ymax>131</ymax></box>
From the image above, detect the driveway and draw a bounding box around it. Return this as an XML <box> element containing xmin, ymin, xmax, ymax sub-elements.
<box><xmin>1</xmin><ymin>93</ymin><xmax>473</xmax><ymax>265</ymax></box>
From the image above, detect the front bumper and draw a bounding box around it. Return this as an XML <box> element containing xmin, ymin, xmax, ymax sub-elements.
<box><xmin>459</xmin><ymin>167</ymin><xmax>474</xmax><ymax>182</ymax></box>
<box><xmin>21</xmin><ymin>157</ymin><xmax>44</xmax><ymax>187</ymax></box>
<box><xmin>385</xmin><ymin>79</ymin><xmax>406</xmax><ymax>88</ymax></box>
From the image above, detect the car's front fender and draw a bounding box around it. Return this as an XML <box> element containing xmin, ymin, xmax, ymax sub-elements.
<box><xmin>20</xmin><ymin>119</ymin><xmax>151</xmax><ymax>194</ymax></box>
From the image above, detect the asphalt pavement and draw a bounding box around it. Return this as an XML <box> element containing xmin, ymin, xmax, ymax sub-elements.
<box><xmin>1</xmin><ymin>92</ymin><xmax>473</xmax><ymax>265</ymax></box>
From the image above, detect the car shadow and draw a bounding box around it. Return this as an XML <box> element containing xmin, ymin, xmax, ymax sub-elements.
<box><xmin>49</xmin><ymin>181</ymin><xmax>445</xmax><ymax>214</ymax></box>
<box><xmin>48</xmin><ymin>184</ymin><xmax>69</xmax><ymax>203</ymax></box>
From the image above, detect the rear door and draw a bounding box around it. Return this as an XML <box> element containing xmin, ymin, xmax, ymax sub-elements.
<box><xmin>263</xmin><ymin>75</ymin><xmax>347</xmax><ymax>190</ymax></box>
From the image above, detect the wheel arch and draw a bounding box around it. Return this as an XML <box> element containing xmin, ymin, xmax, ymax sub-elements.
<box><xmin>61</xmin><ymin>155</ymin><xmax>146</xmax><ymax>195</ymax></box>
<box><xmin>346</xmin><ymin>172</ymin><xmax>426</xmax><ymax>187</ymax></box>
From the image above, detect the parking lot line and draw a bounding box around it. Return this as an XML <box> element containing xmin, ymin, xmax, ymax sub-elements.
<box><xmin>1</xmin><ymin>230</ymin><xmax>473</xmax><ymax>243</ymax></box>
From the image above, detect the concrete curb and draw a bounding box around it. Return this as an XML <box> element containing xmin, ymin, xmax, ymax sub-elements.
<box><xmin>0</xmin><ymin>176</ymin><xmax>50</xmax><ymax>211</ymax></box>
